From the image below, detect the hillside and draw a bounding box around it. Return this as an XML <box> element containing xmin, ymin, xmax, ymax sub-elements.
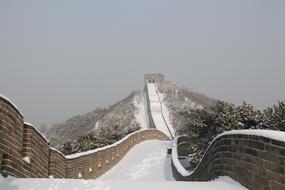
<box><xmin>45</xmin><ymin>91</ymin><xmax>148</xmax><ymax>149</ymax></box>
<box><xmin>44</xmin><ymin>80</ymin><xmax>216</xmax><ymax>154</ymax></box>
<box><xmin>157</xmin><ymin>81</ymin><xmax>217</xmax><ymax>135</ymax></box>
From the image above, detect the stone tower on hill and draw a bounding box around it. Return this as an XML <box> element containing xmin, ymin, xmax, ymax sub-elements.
<box><xmin>144</xmin><ymin>73</ymin><xmax>165</xmax><ymax>84</ymax></box>
<box><xmin>144</xmin><ymin>73</ymin><xmax>180</xmax><ymax>92</ymax></box>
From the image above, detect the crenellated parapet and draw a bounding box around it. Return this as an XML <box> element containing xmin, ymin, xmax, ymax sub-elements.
<box><xmin>0</xmin><ymin>95</ymin><xmax>168</xmax><ymax>179</ymax></box>
<box><xmin>171</xmin><ymin>130</ymin><xmax>285</xmax><ymax>190</ymax></box>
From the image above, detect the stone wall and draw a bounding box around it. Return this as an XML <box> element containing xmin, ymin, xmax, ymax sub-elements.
<box><xmin>65</xmin><ymin>130</ymin><xmax>167</xmax><ymax>179</ymax></box>
<box><xmin>172</xmin><ymin>134</ymin><xmax>285</xmax><ymax>190</ymax></box>
<box><xmin>144</xmin><ymin>73</ymin><xmax>165</xmax><ymax>84</ymax></box>
<box><xmin>0</xmin><ymin>96</ymin><xmax>26</xmax><ymax>177</ymax></box>
<box><xmin>49</xmin><ymin>148</ymin><xmax>67</xmax><ymax>178</ymax></box>
<box><xmin>144</xmin><ymin>84</ymin><xmax>156</xmax><ymax>129</ymax></box>
<box><xmin>0</xmin><ymin>95</ymin><xmax>168</xmax><ymax>179</ymax></box>
<box><xmin>23</xmin><ymin>123</ymin><xmax>50</xmax><ymax>177</ymax></box>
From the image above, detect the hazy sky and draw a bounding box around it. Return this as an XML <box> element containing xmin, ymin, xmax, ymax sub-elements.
<box><xmin>0</xmin><ymin>0</ymin><xmax>284</xmax><ymax>127</ymax></box>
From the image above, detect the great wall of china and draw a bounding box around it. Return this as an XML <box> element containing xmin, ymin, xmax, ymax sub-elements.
<box><xmin>0</xmin><ymin>94</ymin><xmax>168</xmax><ymax>178</ymax></box>
<box><xmin>0</xmin><ymin>74</ymin><xmax>284</xmax><ymax>190</ymax></box>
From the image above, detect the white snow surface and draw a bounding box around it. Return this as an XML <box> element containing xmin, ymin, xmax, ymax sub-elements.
<box><xmin>172</xmin><ymin>129</ymin><xmax>285</xmax><ymax>178</ymax></box>
<box><xmin>0</xmin><ymin>93</ymin><xmax>23</xmax><ymax>117</ymax></box>
<box><xmin>22</xmin><ymin>157</ymin><xmax>31</xmax><ymax>164</ymax></box>
<box><xmin>0</xmin><ymin>177</ymin><xmax>246</xmax><ymax>190</ymax></box>
<box><xmin>0</xmin><ymin>140</ymin><xmax>246</xmax><ymax>190</ymax></box>
<box><xmin>217</xmin><ymin>129</ymin><xmax>285</xmax><ymax>143</ymax></box>
<box><xmin>147</xmin><ymin>83</ymin><xmax>174</xmax><ymax>138</ymax></box>
<box><xmin>94</xmin><ymin>122</ymin><xmax>99</xmax><ymax>130</ymax></box>
<box><xmin>50</xmin><ymin>147</ymin><xmax>65</xmax><ymax>157</ymax></box>
<box><xmin>157</xmin><ymin>91</ymin><xmax>175</xmax><ymax>135</ymax></box>
<box><xmin>65</xmin><ymin>129</ymin><xmax>157</xmax><ymax>159</ymax></box>
<box><xmin>24</xmin><ymin>122</ymin><xmax>50</xmax><ymax>143</ymax></box>
<box><xmin>0</xmin><ymin>140</ymin><xmax>247</xmax><ymax>190</ymax></box>
<box><xmin>97</xmin><ymin>140</ymin><xmax>246</xmax><ymax>189</ymax></box>
<box><xmin>0</xmin><ymin>176</ymin><xmax>247</xmax><ymax>190</ymax></box>
<box><xmin>98</xmin><ymin>140</ymin><xmax>174</xmax><ymax>181</ymax></box>
<box><xmin>133</xmin><ymin>92</ymin><xmax>148</xmax><ymax>130</ymax></box>
<box><xmin>171</xmin><ymin>137</ymin><xmax>191</xmax><ymax>177</ymax></box>
<box><xmin>0</xmin><ymin>95</ymin><xmax>49</xmax><ymax>143</ymax></box>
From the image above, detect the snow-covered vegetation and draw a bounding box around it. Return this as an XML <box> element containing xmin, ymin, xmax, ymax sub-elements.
<box><xmin>45</xmin><ymin>79</ymin><xmax>218</xmax><ymax>155</ymax></box>
<box><xmin>44</xmin><ymin>91</ymin><xmax>145</xmax><ymax>155</ymax></box>
<box><xmin>176</xmin><ymin>101</ymin><xmax>285</xmax><ymax>170</ymax></box>
<box><xmin>157</xmin><ymin>82</ymin><xmax>216</xmax><ymax>135</ymax></box>
<box><xmin>60</xmin><ymin>124</ymin><xmax>139</xmax><ymax>155</ymax></box>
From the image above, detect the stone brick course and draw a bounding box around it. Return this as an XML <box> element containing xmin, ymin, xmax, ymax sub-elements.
<box><xmin>0</xmin><ymin>96</ymin><xmax>168</xmax><ymax>179</ymax></box>
<box><xmin>172</xmin><ymin>134</ymin><xmax>285</xmax><ymax>190</ymax></box>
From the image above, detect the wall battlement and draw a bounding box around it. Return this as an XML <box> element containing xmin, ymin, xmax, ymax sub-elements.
<box><xmin>172</xmin><ymin>133</ymin><xmax>285</xmax><ymax>190</ymax></box>
<box><xmin>144</xmin><ymin>73</ymin><xmax>165</xmax><ymax>84</ymax></box>
<box><xmin>0</xmin><ymin>96</ymin><xmax>168</xmax><ymax>179</ymax></box>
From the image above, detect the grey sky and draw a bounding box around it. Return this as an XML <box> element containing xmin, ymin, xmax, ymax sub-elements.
<box><xmin>0</xmin><ymin>0</ymin><xmax>284</xmax><ymax>126</ymax></box>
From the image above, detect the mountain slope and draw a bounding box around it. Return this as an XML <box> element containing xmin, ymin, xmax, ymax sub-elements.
<box><xmin>45</xmin><ymin>91</ymin><xmax>147</xmax><ymax>149</ymax></box>
<box><xmin>44</xmin><ymin>81</ymin><xmax>216</xmax><ymax>153</ymax></box>
<box><xmin>157</xmin><ymin>81</ymin><xmax>217</xmax><ymax>134</ymax></box>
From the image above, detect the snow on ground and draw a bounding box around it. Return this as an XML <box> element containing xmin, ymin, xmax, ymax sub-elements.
<box><xmin>151</xmin><ymin>113</ymin><xmax>173</xmax><ymax>138</ymax></box>
<box><xmin>133</xmin><ymin>92</ymin><xmax>148</xmax><ymax>130</ymax></box>
<box><xmin>0</xmin><ymin>88</ymin><xmax>248</xmax><ymax>190</ymax></box>
<box><xmin>94</xmin><ymin>122</ymin><xmax>99</xmax><ymax>130</ymax></box>
<box><xmin>157</xmin><ymin>91</ymin><xmax>175</xmax><ymax>135</ymax></box>
<box><xmin>0</xmin><ymin>176</ymin><xmax>248</xmax><ymax>190</ymax></box>
<box><xmin>147</xmin><ymin>83</ymin><xmax>174</xmax><ymax>138</ymax></box>
<box><xmin>98</xmin><ymin>140</ymin><xmax>174</xmax><ymax>181</ymax></box>
<box><xmin>0</xmin><ymin>140</ymin><xmax>247</xmax><ymax>190</ymax></box>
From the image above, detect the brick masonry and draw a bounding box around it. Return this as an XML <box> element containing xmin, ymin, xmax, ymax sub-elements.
<box><xmin>172</xmin><ymin>134</ymin><xmax>285</xmax><ymax>190</ymax></box>
<box><xmin>144</xmin><ymin>84</ymin><xmax>156</xmax><ymax>129</ymax></box>
<box><xmin>144</xmin><ymin>73</ymin><xmax>165</xmax><ymax>84</ymax></box>
<box><xmin>0</xmin><ymin>96</ymin><xmax>168</xmax><ymax>179</ymax></box>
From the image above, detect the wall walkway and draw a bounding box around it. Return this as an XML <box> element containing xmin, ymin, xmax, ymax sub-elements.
<box><xmin>0</xmin><ymin>95</ymin><xmax>168</xmax><ymax>179</ymax></box>
<box><xmin>171</xmin><ymin>131</ymin><xmax>285</xmax><ymax>190</ymax></box>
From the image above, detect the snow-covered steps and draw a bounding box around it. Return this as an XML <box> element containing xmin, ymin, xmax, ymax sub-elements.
<box><xmin>146</xmin><ymin>83</ymin><xmax>174</xmax><ymax>138</ymax></box>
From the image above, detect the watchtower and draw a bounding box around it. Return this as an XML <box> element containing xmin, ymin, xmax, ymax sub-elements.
<box><xmin>144</xmin><ymin>73</ymin><xmax>165</xmax><ymax>84</ymax></box>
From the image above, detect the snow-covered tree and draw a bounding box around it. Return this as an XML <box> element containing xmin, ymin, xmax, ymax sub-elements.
<box><xmin>177</xmin><ymin>100</ymin><xmax>285</xmax><ymax>170</ymax></box>
<box><xmin>60</xmin><ymin>124</ymin><xmax>140</xmax><ymax>155</ymax></box>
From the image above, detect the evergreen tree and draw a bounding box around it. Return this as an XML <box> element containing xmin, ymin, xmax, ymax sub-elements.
<box><xmin>177</xmin><ymin>100</ymin><xmax>285</xmax><ymax>170</ymax></box>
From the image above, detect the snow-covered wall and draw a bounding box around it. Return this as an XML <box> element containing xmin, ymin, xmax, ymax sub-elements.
<box><xmin>64</xmin><ymin>129</ymin><xmax>168</xmax><ymax>179</ymax></box>
<box><xmin>0</xmin><ymin>94</ymin><xmax>168</xmax><ymax>179</ymax></box>
<box><xmin>0</xmin><ymin>94</ymin><xmax>23</xmax><ymax>118</ymax></box>
<box><xmin>144</xmin><ymin>84</ymin><xmax>156</xmax><ymax>129</ymax></box>
<box><xmin>146</xmin><ymin>83</ymin><xmax>174</xmax><ymax>138</ymax></box>
<box><xmin>0</xmin><ymin>96</ymin><xmax>50</xmax><ymax>178</ymax></box>
<box><xmin>171</xmin><ymin>130</ymin><xmax>285</xmax><ymax>190</ymax></box>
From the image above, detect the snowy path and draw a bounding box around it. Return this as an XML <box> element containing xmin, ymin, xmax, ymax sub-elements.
<box><xmin>0</xmin><ymin>140</ymin><xmax>247</xmax><ymax>190</ymax></box>
<box><xmin>0</xmin><ymin>84</ymin><xmax>248</xmax><ymax>190</ymax></box>
<box><xmin>147</xmin><ymin>83</ymin><xmax>174</xmax><ymax>138</ymax></box>
<box><xmin>98</xmin><ymin>140</ymin><xmax>174</xmax><ymax>181</ymax></box>
<box><xmin>0</xmin><ymin>177</ymin><xmax>248</xmax><ymax>190</ymax></box>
